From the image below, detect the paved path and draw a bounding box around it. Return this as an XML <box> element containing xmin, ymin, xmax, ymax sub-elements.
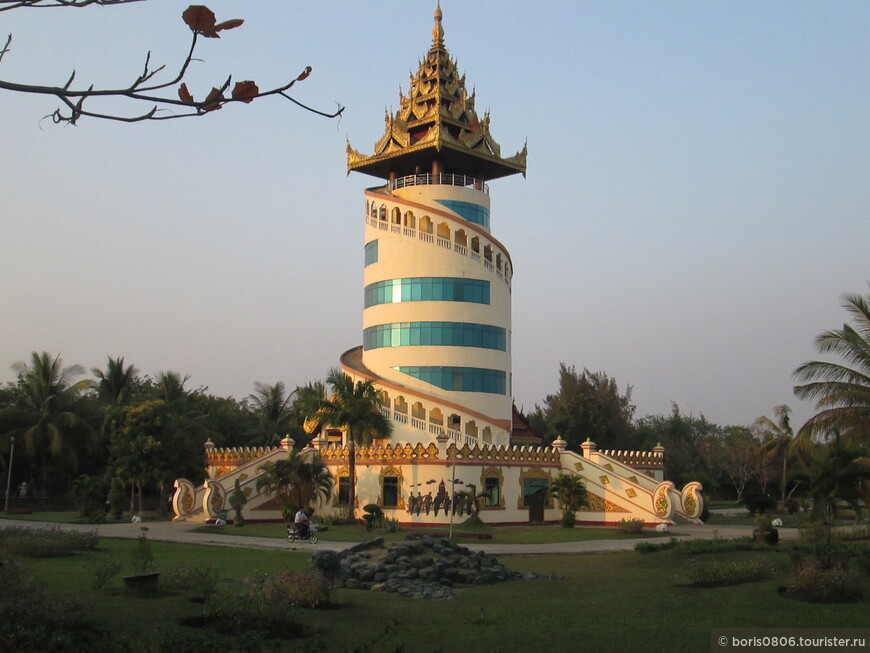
<box><xmin>0</xmin><ymin>517</ymin><xmax>798</xmax><ymax>555</ymax></box>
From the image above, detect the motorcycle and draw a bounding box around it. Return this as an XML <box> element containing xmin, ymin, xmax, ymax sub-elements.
<box><xmin>287</xmin><ymin>523</ymin><xmax>318</xmax><ymax>544</ymax></box>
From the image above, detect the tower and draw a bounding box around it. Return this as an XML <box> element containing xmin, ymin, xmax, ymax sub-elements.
<box><xmin>345</xmin><ymin>6</ymin><xmax>527</xmax><ymax>447</ymax></box>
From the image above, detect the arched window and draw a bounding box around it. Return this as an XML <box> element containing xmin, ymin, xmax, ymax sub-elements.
<box><xmin>393</xmin><ymin>396</ymin><xmax>408</xmax><ymax>415</ymax></box>
<box><xmin>455</xmin><ymin>229</ymin><xmax>468</xmax><ymax>248</ymax></box>
<box><xmin>484</xmin><ymin>245</ymin><xmax>493</xmax><ymax>262</ymax></box>
<box><xmin>436</xmin><ymin>222</ymin><xmax>450</xmax><ymax>240</ymax></box>
<box><xmin>411</xmin><ymin>402</ymin><xmax>426</xmax><ymax>420</ymax></box>
<box><xmin>419</xmin><ymin>216</ymin><xmax>433</xmax><ymax>234</ymax></box>
<box><xmin>470</xmin><ymin>236</ymin><xmax>480</xmax><ymax>253</ymax></box>
<box><xmin>496</xmin><ymin>253</ymin><xmax>503</xmax><ymax>271</ymax></box>
<box><xmin>482</xmin><ymin>426</ymin><xmax>492</xmax><ymax>444</ymax></box>
<box><xmin>429</xmin><ymin>407</ymin><xmax>444</xmax><ymax>426</ymax></box>
<box><xmin>391</xmin><ymin>207</ymin><xmax>401</xmax><ymax>224</ymax></box>
<box><xmin>379</xmin><ymin>204</ymin><xmax>387</xmax><ymax>221</ymax></box>
<box><xmin>378</xmin><ymin>390</ymin><xmax>390</xmax><ymax>407</ymax></box>
<box><xmin>465</xmin><ymin>420</ymin><xmax>479</xmax><ymax>438</ymax></box>
<box><xmin>404</xmin><ymin>211</ymin><xmax>416</xmax><ymax>229</ymax></box>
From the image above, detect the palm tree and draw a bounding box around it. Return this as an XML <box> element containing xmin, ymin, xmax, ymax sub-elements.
<box><xmin>315</xmin><ymin>368</ymin><xmax>392</xmax><ymax>521</ymax></box>
<box><xmin>753</xmin><ymin>405</ymin><xmax>812</xmax><ymax>503</ymax></box>
<box><xmin>289</xmin><ymin>380</ymin><xmax>327</xmax><ymax>447</ymax></box>
<box><xmin>247</xmin><ymin>381</ymin><xmax>295</xmax><ymax>446</ymax></box>
<box><xmin>92</xmin><ymin>356</ymin><xmax>139</xmax><ymax>440</ymax></box>
<box><xmin>2</xmin><ymin>352</ymin><xmax>93</xmax><ymax>494</ymax></box>
<box><xmin>794</xmin><ymin>289</ymin><xmax>870</xmax><ymax>443</ymax></box>
<box><xmin>805</xmin><ymin>434</ymin><xmax>870</xmax><ymax>562</ymax></box>
<box><xmin>256</xmin><ymin>452</ymin><xmax>334</xmax><ymax>521</ymax></box>
<box><xmin>154</xmin><ymin>371</ymin><xmax>191</xmax><ymax>405</ymax></box>
<box><xmin>549</xmin><ymin>473</ymin><xmax>588</xmax><ymax>527</ymax></box>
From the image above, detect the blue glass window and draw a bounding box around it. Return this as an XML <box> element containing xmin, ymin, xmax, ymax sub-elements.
<box><xmin>364</xmin><ymin>240</ymin><xmax>378</xmax><ymax>266</ymax></box>
<box><xmin>393</xmin><ymin>366</ymin><xmax>506</xmax><ymax>395</ymax></box>
<box><xmin>364</xmin><ymin>322</ymin><xmax>506</xmax><ymax>351</ymax></box>
<box><xmin>435</xmin><ymin>200</ymin><xmax>490</xmax><ymax>228</ymax></box>
<box><xmin>364</xmin><ymin>277</ymin><xmax>489</xmax><ymax>308</ymax></box>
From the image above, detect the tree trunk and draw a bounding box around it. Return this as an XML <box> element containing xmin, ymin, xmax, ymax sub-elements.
<box><xmin>781</xmin><ymin>453</ymin><xmax>788</xmax><ymax>503</ymax></box>
<box><xmin>347</xmin><ymin>438</ymin><xmax>356</xmax><ymax>523</ymax></box>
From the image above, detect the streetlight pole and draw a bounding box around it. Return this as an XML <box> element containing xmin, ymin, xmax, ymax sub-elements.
<box><xmin>4</xmin><ymin>435</ymin><xmax>14</xmax><ymax>513</ymax></box>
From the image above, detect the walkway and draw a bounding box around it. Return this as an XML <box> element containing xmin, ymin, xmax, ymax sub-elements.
<box><xmin>0</xmin><ymin>517</ymin><xmax>797</xmax><ymax>555</ymax></box>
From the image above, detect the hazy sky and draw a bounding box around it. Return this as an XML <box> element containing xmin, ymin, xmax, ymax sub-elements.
<box><xmin>1</xmin><ymin>1</ymin><xmax>867</xmax><ymax>431</ymax></box>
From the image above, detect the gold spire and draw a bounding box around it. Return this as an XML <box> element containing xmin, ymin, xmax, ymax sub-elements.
<box><xmin>347</xmin><ymin>5</ymin><xmax>527</xmax><ymax>181</ymax></box>
<box><xmin>432</xmin><ymin>2</ymin><xmax>444</xmax><ymax>50</ymax></box>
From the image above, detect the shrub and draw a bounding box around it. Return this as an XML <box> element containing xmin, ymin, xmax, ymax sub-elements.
<box><xmin>162</xmin><ymin>564</ymin><xmax>221</xmax><ymax>601</ymax></box>
<box><xmin>744</xmin><ymin>493</ymin><xmax>777</xmax><ymax>515</ymax></box>
<box><xmin>86</xmin><ymin>556</ymin><xmax>123</xmax><ymax>590</ymax></box>
<box><xmin>0</xmin><ymin>558</ymin><xmax>114</xmax><ymax>651</ymax></box>
<box><xmin>362</xmin><ymin>504</ymin><xmax>385</xmax><ymax>531</ymax></box>
<box><xmin>616</xmin><ymin>518</ymin><xmax>644</xmax><ymax>534</ymax></box>
<box><xmin>688</xmin><ymin>558</ymin><xmax>774</xmax><ymax>587</ymax></box>
<box><xmin>203</xmin><ymin>568</ymin><xmax>330</xmax><ymax>639</ymax></box>
<box><xmin>785</xmin><ymin>560</ymin><xmax>863</xmax><ymax>603</ymax></box>
<box><xmin>634</xmin><ymin>537</ymin><xmax>759</xmax><ymax>555</ymax></box>
<box><xmin>108</xmin><ymin>478</ymin><xmax>125</xmax><ymax>521</ymax></box>
<box><xmin>129</xmin><ymin>527</ymin><xmax>154</xmax><ymax>575</ymax></box>
<box><xmin>635</xmin><ymin>539</ymin><xmax>677</xmax><ymax>554</ymax></box>
<box><xmin>0</xmin><ymin>526</ymin><xmax>99</xmax><ymax>558</ymax></box>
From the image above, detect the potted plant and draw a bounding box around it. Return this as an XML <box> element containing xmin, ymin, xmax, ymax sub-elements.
<box><xmin>752</xmin><ymin>514</ymin><xmax>779</xmax><ymax>545</ymax></box>
<box><xmin>123</xmin><ymin>527</ymin><xmax>160</xmax><ymax>594</ymax></box>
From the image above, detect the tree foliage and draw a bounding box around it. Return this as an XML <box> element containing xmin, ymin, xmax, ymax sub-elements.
<box><xmin>794</xmin><ymin>288</ymin><xmax>870</xmax><ymax>443</ymax></box>
<box><xmin>256</xmin><ymin>452</ymin><xmax>333</xmax><ymax>522</ymax></box>
<box><xmin>0</xmin><ymin>352</ymin><xmax>94</xmax><ymax>494</ymax></box>
<box><xmin>316</xmin><ymin>368</ymin><xmax>392</xmax><ymax>520</ymax></box>
<box><xmin>540</xmin><ymin>364</ymin><xmax>636</xmax><ymax>451</ymax></box>
<box><xmin>0</xmin><ymin>1</ymin><xmax>344</xmax><ymax>123</ymax></box>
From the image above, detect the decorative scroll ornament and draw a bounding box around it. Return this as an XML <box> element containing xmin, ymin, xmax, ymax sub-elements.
<box><xmin>203</xmin><ymin>480</ymin><xmax>227</xmax><ymax>518</ymax></box>
<box><xmin>173</xmin><ymin>478</ymin><xmax>196</xmax><ymax>517</ymax></box>
<box><xmin>652</xmin><ymin>481</ymin><xmax>675</xmax><ymax>519</ymax></box>
<box><xmin>680</xmin><ymin>481</ymin><xmax>704</xmax><ymax>520</ymax></box>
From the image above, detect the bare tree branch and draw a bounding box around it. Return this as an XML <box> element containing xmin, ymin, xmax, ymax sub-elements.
<box><xmin>0</xmin><ymin>2</ymin><xmax>345</xmax><ymax>124</ymax></box>
<box><xmin>1</xmin><ymin>0</ymin><xmax>145</xmax><ymax>12</ymax></box>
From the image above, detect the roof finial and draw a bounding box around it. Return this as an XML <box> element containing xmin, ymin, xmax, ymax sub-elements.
<box><xmin>432</xmin><ymin>2</ymin><xmax>444</xmax><ymax>49</ymax></box>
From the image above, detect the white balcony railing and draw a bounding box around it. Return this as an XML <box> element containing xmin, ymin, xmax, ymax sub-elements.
<box><xmin>390</xmin><ymin>173</ymin><xmax>489</xmax><ymax>195</ymax></box>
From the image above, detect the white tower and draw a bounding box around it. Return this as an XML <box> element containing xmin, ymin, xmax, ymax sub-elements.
<box><xmin>345</xmin><ymin>6</ymin><xmax>527</xmax><ymax>447</ymax></box>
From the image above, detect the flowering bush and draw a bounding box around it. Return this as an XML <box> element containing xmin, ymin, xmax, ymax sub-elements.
<box><xmin>688</xmin><ymin>558</ymin><xmax>774</xmax><ymax>587</ymax></box>
<box><xmin>786</xmin><ymin>560</ymin><xmax>863</xmax><ymax>603</ymax></box>
<box><xmin>0</xmin><ymin>526</ymin><xmax>99</xmax><ymax>557</ymax></box>
<box><xmin>616</xmin><ymin>518</ymin><xmax>645</xmax><ymax>534</ymax></box>
<box><xmin>162</xmin><ymin>564</ymin><xmax>220</xmax><ymax>601</ymax></box>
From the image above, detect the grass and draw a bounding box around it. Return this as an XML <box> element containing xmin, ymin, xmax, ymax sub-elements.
<box><xmin>4</xmin><ymin>534</ymin><xmax>870</xmax><ymax>652</ymax></box>
<box><xmin>195</xmin><ymin>521</ymin><xmax>672</xmax><ymax>545</ymax></box>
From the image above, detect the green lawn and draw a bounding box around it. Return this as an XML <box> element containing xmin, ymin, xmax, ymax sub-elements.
<box><xmin>7</xmin><ymin>537</ymin><xmax>870</xmax><ymax>652</ymax></box>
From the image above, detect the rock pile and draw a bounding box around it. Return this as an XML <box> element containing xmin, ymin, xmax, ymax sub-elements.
<box><xmin>312</xmin><ymin>536</ymin><xmax>519</xmax><ymax>600</ymax></box>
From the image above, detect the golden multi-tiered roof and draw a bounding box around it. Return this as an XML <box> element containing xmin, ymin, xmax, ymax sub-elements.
<box><xmin>347</xmin><ymin>5</ymin><xmax>527</xmax><ymax>181</ymax></box>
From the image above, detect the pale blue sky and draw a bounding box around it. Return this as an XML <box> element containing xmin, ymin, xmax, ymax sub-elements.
<box><xmin>1</xmin><ymin>1</ymin><xmax>867</xmax><ymax>430</ymax></box>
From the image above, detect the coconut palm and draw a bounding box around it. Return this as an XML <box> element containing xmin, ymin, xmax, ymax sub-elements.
<box><xmin>315</xmin><ymin>368</ymin><xmax>392</xmax><ymax>521</ymax></box>
<box><xmin>247</xmin><ymin>381</ymin><xmax>295</xmax><ymax>446</ymax></box>
<box><xmin>256</xmin><ymin>452</ymin><xmax>334</xmax><ymax>521</ymax></box>
<box><xmin>1</xmin><ymin>352</ymin><xmax>94</xmax><ymax>493</ymax></box>
<box><xmin>753</xmin><ymin>405</ymin><xmax>813</xmax><ymax>503</ymax></box>
<box><xmin>92</xmin><ymin>356</ymin><xmax>139</xmax><ymax>440</ymax></box>
<box><xmin>549</xmin><ymin>473</ymin><xmax>588</xmax><ymax>528</ymax></box>
<box><xmin>793</xmin><ymin>289</ymin><xmax>870</xmax><ymax>443</ymax></box>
